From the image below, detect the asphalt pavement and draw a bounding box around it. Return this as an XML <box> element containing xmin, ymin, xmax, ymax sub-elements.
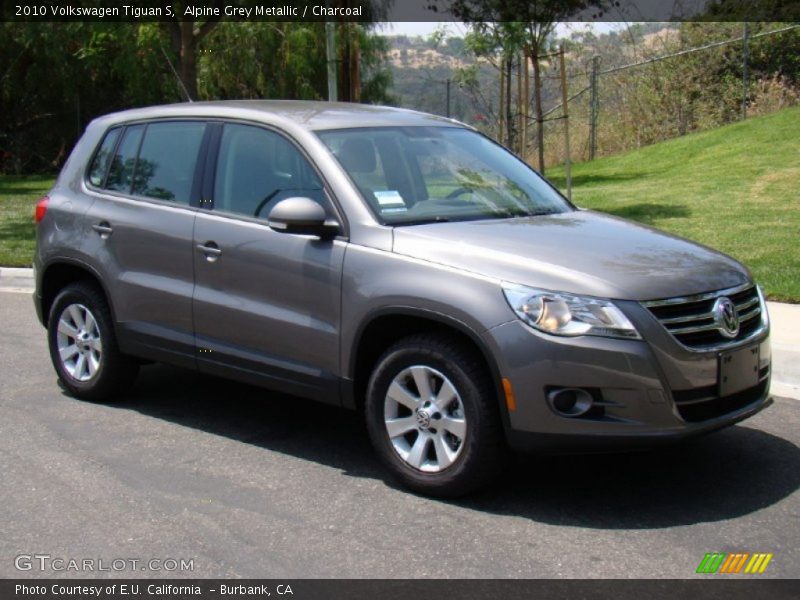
<box><xmin>1</xmin><ymin>289</ymin><xmax>799</xmax><ymax>579</ymax></box>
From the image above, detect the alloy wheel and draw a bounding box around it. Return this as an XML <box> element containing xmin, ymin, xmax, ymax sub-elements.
<box><xmin>383</xmin><ymin>365</ymin><xmax>467</xmax><ymax>473</ymax></box>
<box><xmin>56</xmin><ymin>303</ymin><xmax>103</xmax><ymax>382</ymax></box>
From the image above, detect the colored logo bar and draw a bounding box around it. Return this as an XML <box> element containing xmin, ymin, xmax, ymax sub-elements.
<box><xmin>696</xmin><ymin>552</ymin><xmax>773</xmax><ymax>574</ymax></box>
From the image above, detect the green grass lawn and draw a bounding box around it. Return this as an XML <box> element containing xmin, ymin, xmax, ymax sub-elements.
<box><xmin>548</xmin><ymin>106</ymin><xmax>800</xmax><ymax>302</ymax></box>
<box><xmin>1</xmin><ymin>106</ymin><xmax>798</xmax><ymax>300</ymax></box>
<box><xmin>0</xmin><ymin>174</ymin><xmax>53</xmax><ymax>267</ymax></box>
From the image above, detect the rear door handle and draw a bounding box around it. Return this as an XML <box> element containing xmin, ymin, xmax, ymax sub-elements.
<box><xmin>92</xmin><ymin>222</ymin><xmax>113</xmax><ymax>238</ymax></box>
<box><xmin>196</xmin><ymin>242</ymin><xmax>222</xmax><ymax>261</ymax></box>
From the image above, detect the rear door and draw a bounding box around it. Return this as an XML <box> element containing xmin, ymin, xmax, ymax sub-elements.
<box><xmin>192</xmin><ymin>122</ymin><xmax>346</xmax><ymax>404</ymax></box>
<box><xmin>83</xmin><ymin>120</ymin><xmax>208</xmax><ymax>367</ymax></box>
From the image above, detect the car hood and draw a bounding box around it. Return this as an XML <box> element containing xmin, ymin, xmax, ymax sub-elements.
<box><xmin>391</xmin><ymin>210</ymin><xmax>750</xmax><ymax>301</ymax></box>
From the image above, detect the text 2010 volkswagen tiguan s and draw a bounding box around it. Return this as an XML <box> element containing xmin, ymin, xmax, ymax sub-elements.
<box><xmin>33</xmin><ymin>101</ymin><xmax>771</xmax><ymax>496</ymax></box>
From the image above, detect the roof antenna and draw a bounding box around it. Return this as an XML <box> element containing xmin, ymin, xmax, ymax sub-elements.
<box><xmin>160</xmin><ymin>44</ymin><xmax>194</xmax><ymax>103</ymax></box>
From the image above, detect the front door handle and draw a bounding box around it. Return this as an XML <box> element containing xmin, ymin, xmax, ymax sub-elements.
<box><xmin>196</xmin><ymin>242</ymin><xmax>222</xmax><ymax>262</ymax></box>
<box><xmin>92</xmin><ymin>222</ymin><xmax>113</xmax><ymax>238</ymax></box>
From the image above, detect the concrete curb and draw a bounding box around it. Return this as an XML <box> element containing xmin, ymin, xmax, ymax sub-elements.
<box><xmin>767</xmin><ymin>302</ymin><xmax>800</xmax><ymax>399</ymax></box>
<box><xmin>771</xmin><ymin>380</ymin><xmax>800</xmax><ymax>399</ymax></box>
<box><xmin>1</xmin><ymin>267</ymin><xmax>798</xmax><ymax>398</ymax></box>
<box><xmin>0</xmin><ymin>267</ymin><xmax>34</xmax><ymax>293</ymax></box>
<box><xmin>0</xmin><ymin>267</ymin><xmax>33</xmax><ymax>278</ymax></box>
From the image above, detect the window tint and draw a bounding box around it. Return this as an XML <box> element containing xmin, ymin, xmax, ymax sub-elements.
<box><xmin>130</xmin><ymin>122</ymin><xmax>205</xmax><ymax>204</ymax></box>
<box><xmin>87</xmin><ymin>128</ymin><xmax>121</xmax><ymax>187</ymax></box>
<box><xmin>105</xmin><ymin>125</ymin><xmax>144</xmax><ymax>193</ymax></box>
<box><xmin>214</xmin><ymin>124</ymin><xmax>324</xmax><ymax>218</ymax></box>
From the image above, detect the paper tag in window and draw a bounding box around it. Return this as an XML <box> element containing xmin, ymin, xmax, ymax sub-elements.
<box><xmin>374</xmin><ymin>190</ymin><xmax>406</xmax><ymax>207</ymax></box>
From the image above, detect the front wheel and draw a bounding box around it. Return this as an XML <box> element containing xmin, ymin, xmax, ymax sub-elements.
<box><xmin>47</xmin><ymin>282</ymin><xmax>139</xmax><ymax>401</ymax></box>
<box><xmin>365</xmin><ymin>333</ymin><xmax>507</xmax><ymax>497</ymax></box>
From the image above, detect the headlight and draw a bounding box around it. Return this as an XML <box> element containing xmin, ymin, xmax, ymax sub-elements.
<box><xmin>502</xmin><ymin>283</ymin><xmax>641</xmax><ymax>339</ymax></box>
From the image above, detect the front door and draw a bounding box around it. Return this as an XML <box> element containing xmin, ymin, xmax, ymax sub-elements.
<box><xmin>192</xmin><ymin>123</ymin><xmax>345</xmax><ymax>404</ymax></box>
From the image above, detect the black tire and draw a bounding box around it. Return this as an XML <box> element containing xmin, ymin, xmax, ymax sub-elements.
<box><xmin>47</xmin><ymin>281</ymin><xmax>138</xmax><ymax>401</ymax></box>
<box><xmin>365</xmin><ymin>333</ymin><xmax>507</xmax><ymax>497</ymax></box>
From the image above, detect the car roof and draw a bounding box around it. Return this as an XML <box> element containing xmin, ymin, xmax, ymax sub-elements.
<box><xmin>91</xmin><ymin>100</ymin><xmax>467</xmax><ymax>132</ymax></box>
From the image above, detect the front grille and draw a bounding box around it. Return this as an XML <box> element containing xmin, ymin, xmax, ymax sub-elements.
<box><xmin>672</xmin><ymin>375</ymin><xmax>769</xmax><ymax>423</ymax></box>
<box><xmin>643</xmin><ymin>284</ymin><xmax>764</xmax><ymax>351</ymax></box>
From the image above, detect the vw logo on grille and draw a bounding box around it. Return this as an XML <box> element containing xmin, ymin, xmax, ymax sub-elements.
<box><xmin>713</xmin><ymin>296</ymin><xmax>740</xmax><ymax>339</ymax></box>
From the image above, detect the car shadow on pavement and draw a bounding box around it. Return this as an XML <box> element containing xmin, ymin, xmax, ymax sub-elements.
<box><xmin>467</xmin><ymin>425</ymin><xmax>800</xmax><ymax>529</ymax></box>
<box><xmin>112</xmin><ymin>363</ymin><xmax>385</xmax><ymax>477</ymax></box>
<box><xmin>112</xmin><ymin>363</ymin><xmax>799</xmax><ymax>530</ymax></box>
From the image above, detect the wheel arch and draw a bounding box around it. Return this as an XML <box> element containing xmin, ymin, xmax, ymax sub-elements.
<box><xmin>39</xmin><ymin>259</ymin><xmax>116</xmax><ymax>326</ymax></box>
<box><xmin>346</xmin><ymin>307</ymin><xmax>506</xmax><ymax>421</ymax></box>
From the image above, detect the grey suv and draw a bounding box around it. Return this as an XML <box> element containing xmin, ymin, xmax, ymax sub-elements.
<box><xmin>34</xmin><ymin>101</ymin><xmax>771</xmax><ymax>496</ymax></box>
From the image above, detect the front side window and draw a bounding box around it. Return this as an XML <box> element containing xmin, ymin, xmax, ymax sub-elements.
<box><xmin>317</xmin><ymin>126</ymin><xmax>572</xmax><ymax>225</ymax></box>
<box><xmin>213</xmin><ymin>123</ymin><xmax>325</xmax><ymax>219</ymax></box>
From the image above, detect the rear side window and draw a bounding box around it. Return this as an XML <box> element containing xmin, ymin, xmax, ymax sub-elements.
<box><xmin>131</xmin><ymin>121</ymin><xmax>205</xmax><ymax>204</ymax></box>
<box><xmin>105</xmin><ymin>125</ymin><xmax>144</xmax><ymax>193</ymax></box>
<box><xmin>87</xmin><ymin>128</ymin><xmax>121</xmax><ymax>187</ymax></box>
<box><xmin>96</xmin><ymin>121</ymin><xmax>205</xmax><ymax>205</ymax></box>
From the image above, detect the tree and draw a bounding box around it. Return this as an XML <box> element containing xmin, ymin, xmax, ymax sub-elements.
<box><xmin>163</xmin><ymin>0</ymin><xmax>225</xmax><ymax>100</ymax></box>
<box><xmin>703</xmin><ymin>0</ymin><xmax>800</xmax><ymax>20</ymax></box>
<box><xmin>0</xmin><ymin>22</ymin><xmax>180</xmax><ymax>172</ymax></box>
<box><xmin>199</xmin><ymin>22</ymin><xmax>393</xmax><ymax>103</ymax></box>
<box><xmin>440</xmin><ymin>0</ymin><xmax>614</xmax><ymax>172</ymax></box>
<box><xmin>0</xmin><ymin>17</ymin><xmax>394</xmax><ymax>174</ymax></box>
<box><xmin>458</xmin><ymin>23</ymin><xmax>525</xmax><ymax>149</ymax></box>
<box><xmin>179</xmin><ymin>0</ymin><xmax>392</xmax><ymax>102</ymax></box>
<box><xmin>357</xmin><ymin>25</ymin><xmax>396</xmax><ymax>104</ymax></box>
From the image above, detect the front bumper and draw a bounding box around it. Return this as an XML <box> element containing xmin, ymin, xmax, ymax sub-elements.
<box><xmin>482</xmin><ymin>311</ymin><xmax>771</xmax><ymax>453</ymax></box>
<box><xmin>504</xmin><ymin>390</ymin><xmax>772</xmax><ymax>453</ymax></box>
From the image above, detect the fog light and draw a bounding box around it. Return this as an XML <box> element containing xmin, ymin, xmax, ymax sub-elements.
<box><xmin>547</xmin><ymin>388</ymin><xmax>594</xmax><ymax>417</ymax></box>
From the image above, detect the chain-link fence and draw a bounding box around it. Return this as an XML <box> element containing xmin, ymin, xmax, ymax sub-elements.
<box><xmin>529</xmin><ymin>22</ymin><xmax>800</xmax><ymax>181</ymax></box>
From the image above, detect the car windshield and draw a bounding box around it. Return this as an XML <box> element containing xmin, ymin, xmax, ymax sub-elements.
<box><xmin>316</xmin><ymin>126</ymin><xmax>572</xmax><ymax>225</ymax></box>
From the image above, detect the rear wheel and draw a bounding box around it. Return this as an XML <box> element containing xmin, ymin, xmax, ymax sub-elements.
<box><xmin>47</xmin><ymin>282</ymin><xmax>138</xmax><ymax>401</ymax></box>
<box><xmin>365</xmin><ymin>333</ymin><xmax>507</xmax><ymax>497</ymax></box>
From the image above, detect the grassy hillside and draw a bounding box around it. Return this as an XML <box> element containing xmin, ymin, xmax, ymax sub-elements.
<box><xmin>548</xmin><ymin>106</ymin><xmax>800</xmax><ymax>302</ymax></box>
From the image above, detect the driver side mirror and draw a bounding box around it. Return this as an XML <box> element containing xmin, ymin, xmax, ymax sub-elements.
<box><xmin>267</xmin><ymin>197</ymin><xmax>339</xmax><ymax>239</ymax></box>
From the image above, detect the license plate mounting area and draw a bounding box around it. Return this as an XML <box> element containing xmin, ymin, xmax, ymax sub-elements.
<box><xmin>719</xmin><ymin>345</ymin><xmax>759</xmax><ymax>397</ymax></box>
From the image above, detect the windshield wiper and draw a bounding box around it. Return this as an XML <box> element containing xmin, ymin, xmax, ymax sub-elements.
<box><xmin>498</xmin><ymin>209</ymin><xmax>558</xmax><ymax>218</ymax></box>
<box><xmin>393</xmin><ymin>216</ymin><xmax>451</xmax><ymax>226</ymax></box>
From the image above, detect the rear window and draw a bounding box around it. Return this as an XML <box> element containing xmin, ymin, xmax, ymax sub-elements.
<box><xmin>93</xmin><ymin>121</ymin><xmax>205</xmax><ymax>205</ymax></box>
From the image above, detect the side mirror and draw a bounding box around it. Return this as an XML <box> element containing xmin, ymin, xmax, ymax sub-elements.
<box><xmin>267</xmin><ymin>197</ymin><xmax>338</xmax><ymax>238</ymax></box>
